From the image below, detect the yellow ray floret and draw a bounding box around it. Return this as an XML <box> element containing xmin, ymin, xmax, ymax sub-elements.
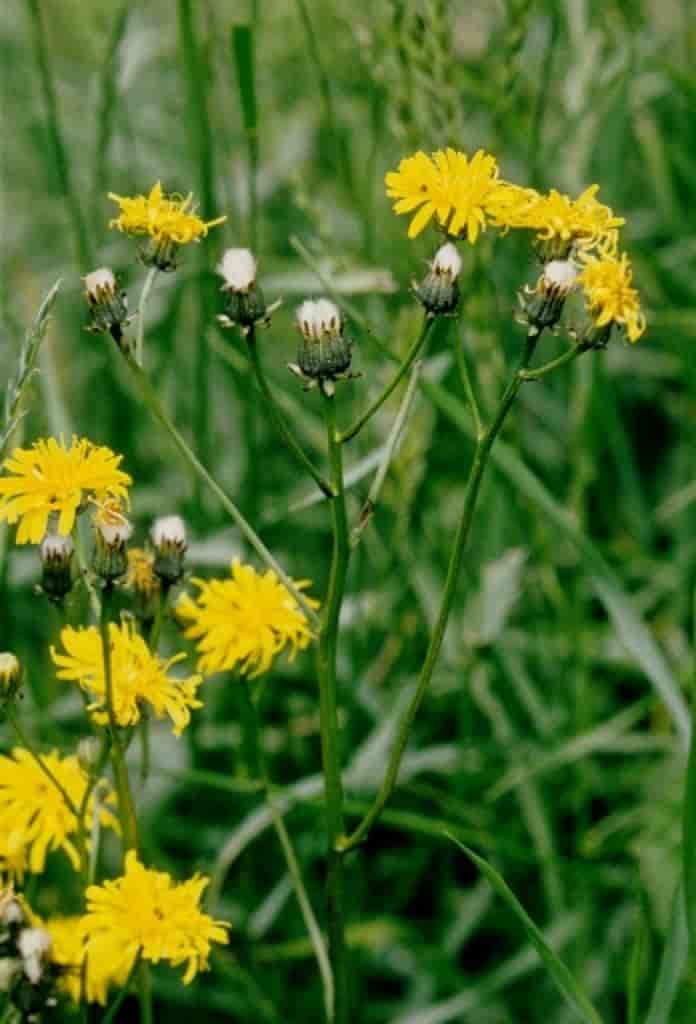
<box><xmin>0</xmin><ymin>749</ymin><xmax>117</xmax><ymax>877</ymax></box>
<box><xmin>82</xmin><ymin>851</ymin><xmax>229</xmax><ymax>985</ymax></box>
<box><xmin>51</xmin><ymin>621</ymin><xmax>202</xmax><ymax>736</ymax></box>
<box><xmin>108</xmin><ymin>181</ymin><xmax>226</xmax><ymax>246</ymax></box>
<box><xmin>578</xmin><ymin>250</ymin><xmax>646</xmax><ymax>343</ymax></box>
<box><xmin>490</xmin><ymin>184</ymin><xmax>624</xmax><ymax>253</ymax></box>
<box><xmin>177</xmin><ymin>559</ymin><xmax>319</xmax><ymax>678</ymax></box>
<box><xmin>46</xmin><ymin>915</ymin><xmax>131</xmax><ymax>1006</ymax></box>
<box><xmin>385</xmin><ymin>147</ymin><xmax>511</xmax><ymax>242</ymax></box>
<box><xmin>0</xmin><ymin>436</ymin><xmax>131</xmax><ymax>545</ymax></box>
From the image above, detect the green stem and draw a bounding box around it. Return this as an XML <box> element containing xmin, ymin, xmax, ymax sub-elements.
<box><xmin>455</xmin><ymin>329</ymin><xmax>484</xmax><ymax>439</ymax></box>
<box><xmin>138</xmin><ymin>962</ymin><xmax>153</xmax><ymax>1024</ymax></box>
<box><xmin>5</xmin><ymin>705</ymin><xmax>81</xmax><ymax>822</ymax></box>
<box><xmin>135</xmin><ymin>267</ymin><xmax>158</xmax><ymax>367</ymax></box>
<box><xmin>520</xmin><ymin>343</ymin><xmax>585</xmax><ymax>381</ymax></box>
<box><xmin>99</xmin><ymin>588</ymin><xmax>138</xmax><ymax>854</ymax></box>
<box><xmin>25</xmin><ymin>0</ymin><xmax>92</xmax><ymax>270</ymax></box>
<box><xmin>122</xmin><ymin>353</ymin><xmax>319</xmax><ymax>625</ymax></box>
<box><xmin>317</xmin><ymin>391</ymin><xmax>350</xmax><ymax>1023</ymax></box>
<box><xmin>339</xmin><ymin>333</ymin><xmax>538</xmax><ymax>853</ymax></box>
<box><xmin>99</xmin><ymin>953</ymin><xmax>141</xmax><ymax>1024</ymax></box>
<box><xmin>247</xmin><ymin>331</ymin><xmax>333</xmax><ymax>497</ymax></box>
<box><xmin>338</xmin><ymin>318</ymin><xmax>433</xmax><ymax>444</ymax></box>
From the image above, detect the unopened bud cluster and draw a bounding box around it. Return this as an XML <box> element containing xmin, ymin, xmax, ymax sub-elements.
<box><xmin>289</xmin><ymin>299</ymin><xmax>357</xmax><ymax>396</ymax></box>
<box><xmin>0</xmin><ymin>889</ymin><xmax>57</xmax><ymax>1020</ymax></box>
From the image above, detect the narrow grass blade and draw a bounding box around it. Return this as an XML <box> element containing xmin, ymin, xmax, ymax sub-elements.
<box><xmin>232</xmin><ymin>23</ymin><xmax>258</xmax><ymax>249</ymax></box>
<box><xmin>645</xmin><ymin>883</ymin><xmax>688</xmax><ymax>1024</ymax></box>
<box><xmin>447</xmin><ymin>838</ymin><xmax>604</xmax><ymax>1024</ymax></box>
<box><xmin>1</xmin><ymin>279</ymin><xmax>61</xmax><ymax>459</ymax></box>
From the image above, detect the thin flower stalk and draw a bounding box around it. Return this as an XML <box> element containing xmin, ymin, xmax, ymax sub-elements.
<box><xmin>338</xmin><ymin>318</ymin><xmax>434</xmax><ymax>444</ymax></box>
<box><xmin>99</xmin><ymin>589</ymin><xmax>138</xmax><ymax>854</ymax></box>
<box><xmin>317</xmin><ymin>390</ymin><xmax>351</xmax><ymax>1024</ymax></box>
<box><xmin>121</xmin><ymin>352</ymin><xmax>319</xmax><ymax>626</ymax></box>
<box><xmin>338</xmin><ymin>332</ymin><xmax>542</xmax><ymax>854</ymax></box>
<box><xmin>246</xmin><ymin>326</ymin><xmax>334</xmax><ymax>497</ymax></box>
<box><xmin>135</xmin><ymin>266</ymin><xmax>157</xmax><ymax>366</ymax></box>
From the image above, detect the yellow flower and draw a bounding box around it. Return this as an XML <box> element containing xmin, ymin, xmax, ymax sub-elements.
<box><xmin>82</xmin><ymin>851</ymin><xmax>229</xmax><ymax>985</ymax></box>
<box><xmin>45</xmin><ymin>916</ymin><xmax>130</xmax><ymax>1006</ymax></box>
<box><xmin>0</xmin><ymin>436</ymin><xmax>131</xmax><ymax>545</ymax></box>
<box><xmin>385</xmin><ymin>147</ymin><xmax>509</xmax><ymax>241</ymax></box>
<box><xmin>51</xmin><ymin>621</ymin><xmax>202</xmax><ymax>736</ymax></box>
<box><xmin>578</xmin><ymin>250</ymin><xmax>646</xmax><ymax>343</ymax></box>
<box><xmin>177</xmin><ymin>560</ymin><xmax>319</xmax><ymax>678</ymax></box>
<box><xmin>0</xmin><ymin>748</ymin><xmax>117</xmax><ymax>877</ymax></box>
<box><xmin>109</xmin><ymin>182</ymin><xmax>226</xmax><ymax>265</ymax></box>
<box><xmin>492</xmin><ymin>184</ymin><xmax>624</xmax><ymax>255</ymax></box>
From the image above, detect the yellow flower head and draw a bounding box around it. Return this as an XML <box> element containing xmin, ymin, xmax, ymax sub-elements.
<box><xmin>51</xmin><ymin>621</ymin><xmax>202</xmax><ymax>737</ymax></box>
<box><xmin>109</xmin><ymin>182</ymin><xmax>226</xmax><ymax>250</ymax></box>
<box><xmin>177</xmin><ymin>559</ymin><xmax>319</xmax><ymax>678</ymax></box>
<box><xmin>0</xmin><ymin>436</ymin><xmax>131</xmax><ymax>545</ymax></box>
<box><xmin>385</xmin><ymin>147</ymin><xmax>509</xmax><ymax>242</ymax></box>
<box><xmin>0</xmin><ymin>748</ymin><xmax>117</xmax><ymax>877</ymax></box>
<box><xmin>46</xmin><ymin>915</ymin><xmax>131</xmax><ymax>1006</ymax></box>
<box><xmin>82</xmin><ymin>851</ymin><xmax>229</xmax><ymax>985</ymax></box>
<box><xmin>494</xmin><ymin>184</ymin><xmax>624</xmax><ymax>255</ymax></box>
<box><xmin>578</xmin><ymin>250</ymin><xmax>646</xmax><ymax>343</ymax></box>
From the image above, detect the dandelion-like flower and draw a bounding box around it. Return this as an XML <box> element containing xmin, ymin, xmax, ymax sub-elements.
<box><xmin>385</xmin><ymin>148</ymin><xmax>510</xmax><ymax>242</ymax></box>
<box><xmin>177</xmin><ymin>560</ymin><xmax>318</xmax><ymax>678</ymax></box>
<box><xmin>493</xmin><ymin>184</ymin><xmax>625</xmax><ymax>258</ymax></box>
<box><xmin>126</xmin><ymin>547</ymin><xmax>161</xmax><ymax>622</ymax></box>
<box><xmin>0</xmin><ymin>436</ymin><xmax>131</xmax><ymax>545</ymax></box>
<box><xmin>578</xmin><ymin>250</ymin><xmax>646</xmax><ymax>343</ymax></box>
<box><xmin>46</xmin><ymin>916</ymin><xmax>130</xmax><ymax>1006</ymax></box>
<box><xmin>290</xmin><ymin>299</ymin><xmax>356</xmax><ymax>394</ymax></box>
<box><xmin>51</xmin><ymin>621</ymin><xmax>202</xmax><ymax>736</ymax></box>
<box><xmin>108</xmin><ymin>181</ymin><xmax>226</xmax><ymax>270</ymax></box>
<box><xmin>0</xmin><ymin>749</ymin><xmax>117</xmax><ymax>877</ymax></box>
<box><xmin>82</xmin><ymin>851</ymin><xmax>229</xmax><ymax>985</ymax></box>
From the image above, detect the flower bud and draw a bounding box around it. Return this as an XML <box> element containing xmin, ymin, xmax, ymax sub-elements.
<box><xmin>518</xmin><ymin>259</ymin><xmax>578</xmax><ymax>334</ymax></box>
<box><xmin>39</xmin><ymin>532</ymin><xmax>74</xmax><ymax>602</ymax></box>
<box><xmin>289</xmin><ymin>299</ymin><xmax>356</xmax><ymax>396</ymax></box>
<box><xmin>414</xmin><ymin>243</ymin><xmax>462</xmax><ymax>316</ymax></box>
<box><xmin>83</xmin><ymin>267</ymin><xmax>131</xmax><ymax>348</ymax></box>
<box><xmin>216</xmin><ymin>248</ymin><xmax>268</xmax><ymax>332</ymax></box>
<box><xmin>151</xmin><ymin>515</ymin><xmax>187</xmax><ymax>587</ymax></box>
<box><xmin>92</xmin><ymin>500</ymin><xmax>132</xmax><ymax>584</ymax></box>
<box><xmin>0</xmin><ymin>653</ymin><xmax>22</xmax><ymax>703</ymax></box>
<box><xmin>126</xmin><ymin>547</ymin><xmax>161</xmax><ymax>621</ymax></box>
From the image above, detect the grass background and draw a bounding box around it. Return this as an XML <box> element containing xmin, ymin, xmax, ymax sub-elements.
<box><xmin>2</xmin><ymin>0</ymin><xmax>696</xmax><ymax>1020</ymax></box>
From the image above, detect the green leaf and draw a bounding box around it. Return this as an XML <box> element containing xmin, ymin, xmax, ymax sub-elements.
<box><xmin>447</xmin><ymin>838</ymin><xmax>604</xmax><ymax>1024</ymax></box>
<box><xmin>645</xmin><ymin>883</ymin><xmax>688</xmax><ymax>1024</ymax></box>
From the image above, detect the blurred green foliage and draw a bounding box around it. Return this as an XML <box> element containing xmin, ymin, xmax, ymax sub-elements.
<box><xmin>2</xmin><ymin>0</ymin><xmax>696</xmax><ymax>1020</ymax></box>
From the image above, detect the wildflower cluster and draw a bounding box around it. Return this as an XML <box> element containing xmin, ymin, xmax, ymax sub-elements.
<box><xmin>385</xmin><ymin>146</ymin><xmax>645</xmax><ymax>343</ymax></box>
